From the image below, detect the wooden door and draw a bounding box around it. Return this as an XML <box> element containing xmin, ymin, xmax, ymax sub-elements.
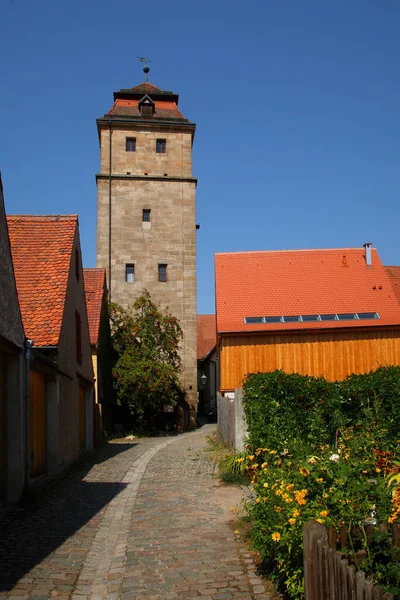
<box><xmin>30</xmin><ymin>370</ymin><xmax>46</xmax><ymax>478</ymax></box>
<box><xmin>0</xmin><ymin>354</ymin><xmax>5</xmax><ymax>497</ymax></box>
<box><xmin>79</xmin><ymin>385</ymin><xmax>86</xmax><ymax>450</ymax></box>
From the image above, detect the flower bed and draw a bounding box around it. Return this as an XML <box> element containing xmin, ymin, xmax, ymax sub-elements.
<box><xmin>240</xmin><ymin>368</ymin><xmax>400</xmax><ymax>599</ymax></box>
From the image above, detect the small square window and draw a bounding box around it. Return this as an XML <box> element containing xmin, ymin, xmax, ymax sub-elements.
<box><xmin>126</xmin><ymin>264</ymin><xmax>135</xmax><ymax>283</ymax></box>
<box><xmin>158</xmin><ymin>264</ymin><xmax>167</xmax><ymax>282</ymax></box>
<box><xmin>156</xmin><ymin>139</ymin><xmax>166</xmax><ymax>154</ymax></box>
<box><xmin>142</xmin><ymin>209</ymin><xmax>151</xmax><ymax>222</ymax></box>
<box><xmin>126</xmin><ymin>137</ymin><xmax>136</xmax><ymax>152</ymax></box>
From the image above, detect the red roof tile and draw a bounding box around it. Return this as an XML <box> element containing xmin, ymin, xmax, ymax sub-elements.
<box><xmin>385</xmin><ymin>266</ymin><xmax>400</xmax><ymax>304</ymax></box>
<box><xmin>127</xmin><ymin>82</ymin><xmax>163</xmax><ymax>94</ymax></box>
<box><xmin>215</xmin><ymin>248</ymin><xmax>400</xmax><ymax>334</ymax></box>
<box><xmin>83</xmin><ymin>268</ymin><xmax>107</xmax><ymax>346</ymax></box>
<box><xmin>106</xmin><ymin>98</ymin><xmax>189</xmax><ymax>121</ymax></box>
<box><xmin>7</xmin><ymin>215</ymin><xmax>77</xmax><ymax>346</ymax></box>
<box><xmin>197</xmin><ymin>315</ymin><xmax>216</xmax><ymax>359</ymax></box>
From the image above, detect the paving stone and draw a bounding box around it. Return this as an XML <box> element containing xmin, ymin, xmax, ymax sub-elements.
<box><xmin>0</xmin><ymin>427</ymin><xmax>272</xmax><ymax>599</ymax></box>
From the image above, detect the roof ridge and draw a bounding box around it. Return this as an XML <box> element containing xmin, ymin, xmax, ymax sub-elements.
<box><xmin>215</xmin><ymin>247</ymin><xmax>374</xmax><ymax>256</ymax></box>
<box><xmin>7</xmin><ymin>214</ymin><xmax>78</xmax><ymax>220</ymax></box>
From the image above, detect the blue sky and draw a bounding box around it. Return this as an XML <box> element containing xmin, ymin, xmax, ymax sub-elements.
<box><xmin>1</xmin><ymin>0</ymin><xmax>399</xmax><ymax>314</ymax></box>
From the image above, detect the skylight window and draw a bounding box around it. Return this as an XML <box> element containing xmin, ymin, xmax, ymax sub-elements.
<box><xmin>357</xmin><ymin>312</ymin><xmax>380</xmax><ymax>320</ymax></box>
<box><xmin>243</xmin><ymin>312</ymin><xmax>380</xmax><ymax>325</ymax></box>
<box><xmin>244</xmin><ymin>317</ymin><xmax>264</xmax><ymax>324</ymax></box>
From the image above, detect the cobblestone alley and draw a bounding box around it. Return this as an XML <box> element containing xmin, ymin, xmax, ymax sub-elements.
<box><xmin>0</xmin><ymin>426</ymin><xmax>270</xmax><ymax>600</ymax></box>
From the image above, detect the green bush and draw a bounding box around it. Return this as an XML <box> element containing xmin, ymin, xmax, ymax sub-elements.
<box><xmin>241</xmin><ymin>367</ymin><xmax>400</xmax><ymax>599</ymax></box>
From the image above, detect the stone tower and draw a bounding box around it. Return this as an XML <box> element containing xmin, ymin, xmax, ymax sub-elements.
<box><xmin>96</xmin><ymin>77</ymin><xmax>198</xmax><ymax>411</ymax></box>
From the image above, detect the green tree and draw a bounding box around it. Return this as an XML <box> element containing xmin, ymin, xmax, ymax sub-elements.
<box><xmin>110</xmin><ymin>290</ymin><xmax>183</xmax><ymax>428</ymax></box>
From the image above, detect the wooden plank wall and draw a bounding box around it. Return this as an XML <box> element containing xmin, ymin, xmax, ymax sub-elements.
<box><xmin>30</xmin><ymin>370</ymin><xmax>46</xmax><ymax>478</ymax></box>
<box><xmin>220</xmin><ymin>328</ymin><xmax>400</xmax><ymax>390</ymax></box>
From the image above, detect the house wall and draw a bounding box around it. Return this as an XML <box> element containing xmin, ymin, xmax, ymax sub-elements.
<box><xmin>56</xmin><ymin>229</ymin><xmax>94</xmax><ymax>470</ymax></box>
<box><xmin>220</xmin><ymin>327</ymin><xmax>400</xmax><ymax>390</ymax></box>
<box><xmin>96</xmin><ymin>122</ymin><xmax>197</xmax><ymax>409</ymax></box>
<box><xmin>0</xmin><ymin>179</ymin><xmax>25</xmax><ymax>504</ymax></box>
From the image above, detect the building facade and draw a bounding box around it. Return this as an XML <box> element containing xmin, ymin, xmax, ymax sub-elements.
<box><xmin>215</xmin><ymin>245</ymin><xmax>400</xmax><ymax>391</ymax></box>
<box><xmin>96</xmin><ymin>78</ymin><xmax>198</xmax><ymax>409</ymax></box>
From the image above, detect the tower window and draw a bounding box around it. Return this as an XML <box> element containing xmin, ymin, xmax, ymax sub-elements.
<box><xmin>125</xmin><ymin>264</ymin><xmax>135</xmax><ymax>283</ymax></box>
<box><xmin>156</xmin><ymin>139</ymin><xmax>166</xmax><ymax>154</ymax></box>
<box><xmin>142</xmin><ymin>209</ymin><xmax>151</xmax><ymax>222</ymax></box>
<box><xmin>126</xmin><ymin>137</ymin><xmax>136</xmax><ymax>152</ymax></box>
<box><xmin>158</xmin><ymin>264</ymin><xmax>167</xmax><ymax>282</ymax></box>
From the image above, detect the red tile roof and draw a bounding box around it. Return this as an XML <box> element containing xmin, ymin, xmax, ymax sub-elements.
<box><xmin>106</xmin><ymin>98</ymin><xmax>189</xmax><ymax>121</ymax></box>
<box><xmin>7</xmin><ymin>215</ymin><xmax>77</xmax><ymax>346</ymax></box>
<box><xmin>215</xmin><ymin>248</ymin><xmax>400</xmax><ymax>334</ymax></box>
<box><xmin>127</xmin><ymin>82</ymin><xmax>163</xmax><ymax>94</ymax></box>
<box><xmin>83</xmin><ymin>268</ymin><xmax>107</xmax><ymax>346</ymax></box>
<box><xmin>385</xmin><ymin>266</ymin><xmax>400</xmax><ymax>304</ymax></box>
<box><xmin>197</xmin><ymin>315</ymin><xmax>216</xmax><ymax>359</ymax></box>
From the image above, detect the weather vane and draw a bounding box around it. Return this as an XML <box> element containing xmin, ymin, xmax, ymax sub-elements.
<box><xmin>137</xmin><ymin>57</ymin><xmax>151</xmax><ymax>82</ymax></box>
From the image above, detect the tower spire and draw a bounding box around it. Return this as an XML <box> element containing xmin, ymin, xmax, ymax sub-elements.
<box><xmin>137</xmin><ymin>56</ymin><xmax>151</xmax><ymax>82</ymax></box>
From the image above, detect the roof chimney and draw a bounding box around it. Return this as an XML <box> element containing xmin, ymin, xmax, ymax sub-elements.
<box><xmin>363</xmin><ymin>242</ymin><xmax>372</xmax><ymax>267</ymax></box>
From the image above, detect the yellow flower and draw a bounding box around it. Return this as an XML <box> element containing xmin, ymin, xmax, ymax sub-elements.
<box><xmin>316</xmin><ymin>518</ymin><xmax>324</xmax><ymax>524</ymax></box>
<box><xmin>288</xmin><ymin>518</ymin><xmax>296</xmax><ymax>525</ymax></box>
<box><xmin>263</xmin><ymin>482</ymin><xmax>269</xmax><ymax>488</ymax></box>
<box><xmin>300</xmin><ymin>467</ymin><xmax>310</xmax><ymax>477</ymax></box>
<box><xmin>255</xmin><ymin>498</ymin><xmax>261</xmax><ymax>503</ymax></box>
<box><xmin>248</xmin><ymin>455</ymin><xmax>255</xmax><ymax>461</ymax></box>
<box><xmin>329</xmin><ymin>487</ymin><xmax>334</xmax><ymax>493</ymax></box>
<box><xmin>275</xmin><ymin>489</ymin><xmax>283</xmax><ymax>496</ymax></box>
<box><xmin>269</xmin><ymin>450</ymin><xmax>277</xmax><ymax>455</ymax></box>
<box><xmin>376</xmin><ymin>468</ymin><xmax>381</xmax><ymax>473</ymax></box>
<box><xmin>316</xmin><ymin>478</ymin><xmax>324</xmax><ymax>483</ymax></box>
<box><xmin>293</xmin><ymin>509</ymin><xmax>300</xmax><ymax>517</ymax></box>
<box><xmin>234</xmin><ymin>530</ymin><xmax>239</xmax><ymax>535</ymax></box>
<box><xmin>323</xmin><ymin>493</ymin><xmax>329</xmax><ymax>499</ymax></box>
<box><xmin>320</xmin><ymin>510</ymin><xmax>329</xmax><ymax>517</ymax></box>
<box><xmin>261</xmin><ymin>462</ymin><xmax>268</xmax><ymax>469</ymax></box>
<box><xmin>272</xmin><ymin>532</ymin><xmax>281</xmax><ymax>542</ymax></box>
<box><xmin>274</xmin><ymin>506</ymin><xmax>283</xmax><ymax>513</ymax></box>
<box><xmin>251</xmin><ymin>463</ymin><xmax>259</xmax><ymax>469</ymax></box>
<box><xmin>345</xmin><ymin>499</ymin><xmax>351</xmax><ymax>504</ymax></box>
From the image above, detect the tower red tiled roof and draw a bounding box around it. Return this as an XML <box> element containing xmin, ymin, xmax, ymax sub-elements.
<box><xmin>385</xmin><ymin>266</ymin><xmax>400</xmax><ymax>304</ymax></box>
<box><xmin>99</xmin><ymin>81</ymin><xmax>193</xmax><ymax>124</ymax></box>
<box><xmin>83</xmin><ymin>268</ymin><xmax>107</xmax><ymax>346</ymax></box>
<box><xmin>7</xmin><ymin>215</ymin><xmax>77</xmax><ymax>346</ymax></box>
<box><xmin>215</xmin><ymin>248</ymin><xmax>400</xmax><ymax>334</ymax></box>
<box><xmin>197</xmin><ymin>315</ymin><xmax>216</xmax><ymax>359</ymax></box>
<box><xmin>106</xmin><ymin>98</ymin><xmax>188</xmax><ymax>121</ymax></box>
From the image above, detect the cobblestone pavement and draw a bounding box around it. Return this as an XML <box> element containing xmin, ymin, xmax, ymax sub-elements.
<box><xmin>0</xmin><ymin>426</ymin><xmax>270</xmax><ymax>600</ymax></box>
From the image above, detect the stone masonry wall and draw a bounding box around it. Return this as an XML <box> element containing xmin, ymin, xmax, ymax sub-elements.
<box><xmin>96</xmin><ymin>124</ymin><xmax>197</xmax><ymax>409</ymax></box>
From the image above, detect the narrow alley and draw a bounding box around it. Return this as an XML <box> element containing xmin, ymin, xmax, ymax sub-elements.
<box><xmin>0</xmin><ymin>426</ymin><xmax>270</xmax><ymax>600</ymax></box>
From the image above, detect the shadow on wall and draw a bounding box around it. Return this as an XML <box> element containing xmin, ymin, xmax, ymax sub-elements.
<box><xmin>0</xmin><ymin>443</ymin><xmax>136</xmax><ymax>592</ymax></box>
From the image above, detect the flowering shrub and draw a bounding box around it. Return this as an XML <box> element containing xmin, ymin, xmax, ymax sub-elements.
<box><xmin>241</xmin><ymin>368</ymin><xmax>400</xmax><ymax>599</ymax></box>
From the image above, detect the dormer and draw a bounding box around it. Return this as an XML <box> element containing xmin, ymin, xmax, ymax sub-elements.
<box><xmin>138</xmin><ymin>94</ymin><xmax>155</xmax><ymax>118</ymax></box>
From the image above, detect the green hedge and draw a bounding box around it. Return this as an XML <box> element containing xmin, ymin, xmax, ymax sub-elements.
<box><xmin>243</xmin><ymin>366</ymin><xmax>400</xmax><ymax>453</ymax></box>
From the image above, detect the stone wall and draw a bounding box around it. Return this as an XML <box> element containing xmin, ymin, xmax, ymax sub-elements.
<box><xmin>96</xmin><ymin>123</ymin><xmax>198</xmax><ymax>408</ymax></box>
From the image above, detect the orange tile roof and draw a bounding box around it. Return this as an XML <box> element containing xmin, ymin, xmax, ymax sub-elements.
<box><xmin>215</xmin><ymin>248</ymin><xmax>400</xmax><ymax>334</ymax></box>
<box><xmin>83</xmin><ymin>268</ymin><xmax>107</xmax><ymax>346</ymax></box>
<box><xmin>106</xmin><ymin>98</ymin><xmax>188</xmax><ymax>121</ymax></box>
<box><xmin>385</xmin><ymin>266</ymin><xmax>400</xmax><ymax>304</ymax></box>
<box><xmin>197</xmin><ymin>315</ymin><xmax>216</xmax><ymax>359</ymax></box>
<box><xmin>7</xmin><ymin>215</ymin><xmax>77</xmax><ymax>346</ymax></box>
